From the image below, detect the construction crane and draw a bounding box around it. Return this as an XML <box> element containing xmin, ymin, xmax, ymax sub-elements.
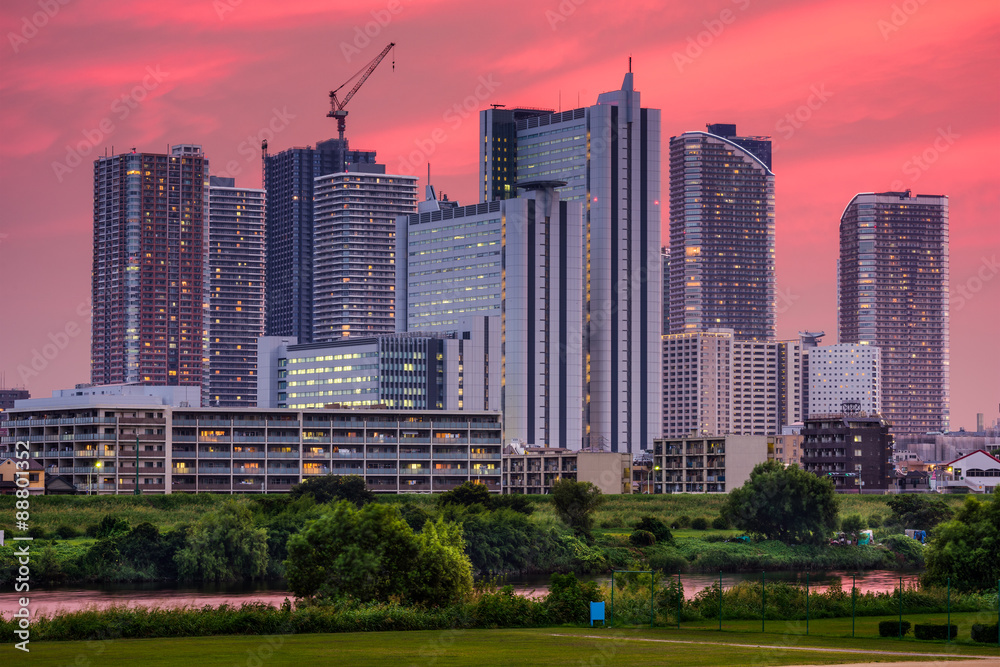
<box><xmin>328</xmin><ymin>42</ymin><xmax>395</xmax><ymax>142</ymax></box>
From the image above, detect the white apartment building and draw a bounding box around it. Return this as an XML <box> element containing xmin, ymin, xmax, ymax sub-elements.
<box><xmin>806</xmin><ymin>342</ymin><xmax>881</xmax><ymax>417</ymax></box>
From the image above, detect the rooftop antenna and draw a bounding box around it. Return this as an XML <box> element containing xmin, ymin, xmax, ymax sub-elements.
<box><xmin>629</xmin><ymin>55</ymin><xmax>632</xmax><ymax>73</ymax></box>
<box><xmin>490</xmin><ymin>103</ymin><xmax>505</xmax><ymax>109</ymax></box>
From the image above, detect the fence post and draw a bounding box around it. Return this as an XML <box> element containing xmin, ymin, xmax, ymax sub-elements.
<box><xmin>946</xmin><ymin>577</ymin><xmax>950</xmax><ymax>642</ymax></box>
<box><xmin>719</xmin><ymin>570</ymin><xmax>722</xmax><ymax>631</ymax></box>
<box><xmin>677</xmin><ymin>572</ymin><xmax>681</xmax><ymax>630</ymax></box>
<box><xmin>650</xmin><ymin>572</ymin><xmax>654</xmax><ymax>628</ymax></box>
<box><xmin>852</xmin><ymin>572</ymin><xmax>857</xmax><ymax>638</ymax></box>
<box><xmin>806</xmin><ymin>572</ymin><xmax>809</xmax><ymax>636</ymax></box>
<box><xmin>898</xmin><ymin>576</ymin><xmax>903</xmax><ymax>639</ymax></box>
<box><xmin>761</xmin><ymin>570</ymin><xmax>765</xmax><ymax>633</ymax></box>
<box><xmin>610</xmin><ymin>571</ymin><xmax>615</xmax><ymax>628</ymax></box>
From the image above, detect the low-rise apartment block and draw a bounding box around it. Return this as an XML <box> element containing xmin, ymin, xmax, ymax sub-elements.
<box><xmin>0</xmin><ymin>401</ymin><xmax>502</xmax><ymax>495</ymax></box>
<box><xmin>651</xmin><ymin>435</ymin><xmax>769</xmax><ymax>493</ymax></box>
<box><xmin>501</xmin><ymin>446</ymin><xmax>632</xmax><ymax>495</ymax></box>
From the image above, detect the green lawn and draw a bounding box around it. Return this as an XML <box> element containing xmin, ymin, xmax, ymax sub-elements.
<box><xmin>16</xmin><ymin>626</ymin><xmax>998</xmax><ymax>667</ymax></box>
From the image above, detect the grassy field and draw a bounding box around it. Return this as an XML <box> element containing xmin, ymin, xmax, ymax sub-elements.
<box><xmin>15</xmin><ymin>626</ymin><xmax>997</xmax><ymax>666</ymax></box>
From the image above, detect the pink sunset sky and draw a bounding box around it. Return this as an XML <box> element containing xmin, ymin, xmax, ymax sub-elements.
<box><xmin>1</xmin><ymin>0</ymin><xmax>997</xmax><ymax>430</ymax></box>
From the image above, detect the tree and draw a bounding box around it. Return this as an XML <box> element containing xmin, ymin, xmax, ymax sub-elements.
<box><xmin>722</xmin><ymin>461</ymin><xmax>839</xmax><ymax>545</ymax></box>
<box><xmin>923</xmin><ymin>488</ymin><xmax>1000</xmax><ymax>592</ymax></box>
<box><xmin>284</xmin><ymin>501</ymin><xmax>472</xmax><ymax>606</ymax></box>
<box><xmin>840</xmin><ymin>514</ymin><xmax>866</xmax><ymax>543</ymax></box>
<box><xmin>289</xmin><ymin>474</ymin><xmax>374</xmax><ymax>507</ymax></box>
<box><xmin>885</xmin><ymin>494</ymin><xmax>953</xmax><ymax>530</ymax></box>
<box><xmin>551</xmin><ymin>479</ymin><xmax>605</xmax><ymax>538</ymax></box>
<box><xmin>438</xmin><ymin>480</ymin><xmax>492</xmax><ymax>510</ymax></box>
<box><xmin>174</xmin><ymin>500</ymin><xmax>268</xmax><ymax>581</ymax></box>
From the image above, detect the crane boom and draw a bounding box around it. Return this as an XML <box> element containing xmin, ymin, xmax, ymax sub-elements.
<box><xmin>328</xmin><ymin>42</ymin><xmax>395</xmax><ymax>142</ymax></box>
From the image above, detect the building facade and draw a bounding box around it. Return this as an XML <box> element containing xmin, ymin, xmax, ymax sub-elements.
<box><xmin>0</xmin><ymin>403</ymin><xmax>502</xmax><ymax>495</ymax></box>
<box><xmin>256</xmin><ymin>318</ymin><xmax>500</xmax><ymax>412</ymax></box>
<box><xmin>92</xmin><ymin>145</ymin><xmax>209</xmax><ymax>387</ymax></box>
<box><xmin>652</xmin><ymin>435</ymin><xmax>770</xmax><ymax>493</ymax></box>
<box><xmin>481</xmin><ymin>73</ymin><xmax>662</xmax><ymax>453</ymax></box>
<box><xmin>667</xmin><ymin>124</ymin><xmax>775</xmax><ymax>341</ymax></box>
<box><xmin>838</xmin><ymin>190</ymin><xmax>949</xmax><ymax>435</ymax></box>
<box><xmin>205</xmin><ymin>176</ymin><xmax>265</xmax><ymax>407</ymax></box>
<box><xmin>0</xmin><ymin>388</ymin><xmax>30</xmax><ymax>411</ymax></box>
<box><xmin>263</xmin><ymin>140</ymin><xmax>380</xmax><ymax>343</ymax></box>
<box><xmin>800</xmin><ymin>412</ymin><xmax>893</xmax><ymax>493</ymax></box>
<box><xmin>661</xmin><ymin>330</ymin><xmax>802</xmax><ymax>438</ymax></box>
<box><xmin>501</xmin><ymin>447</ymin><xmax>632</xmax><ymax>495</ymax></box>
<box><xmin>806</xmin><ymin>342</ymin><xmax>881</xmax><ymax>418</ymax></box>
<box><xmin>312</xmin><ymin>172</ymin><xmax>417</xmax><ymax>341</ymax></box>
<box><xmin>397</xmin><ymin>186</ymin><xmax>584</xmax><ymax>449</ymax></box>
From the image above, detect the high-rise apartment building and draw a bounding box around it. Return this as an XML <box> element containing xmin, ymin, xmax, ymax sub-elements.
<box><xmin>838</xmin><ymin>191</ymin><xmax>949</xmax><ymax>435</ymax></box>
<box><xmin>263</xmin><ymin>139</ymin><xmax>380</xmax><ymax>343</ymax></box>
<box><xmin>667</xmin><ymin>124</ymin><xmax>775</xmax><ymax>341</ymax></box>
<box><xmin>806</xmin><ymin>342</ymin><xmax>881</xmax><ymax>417</ymax></box>
<box><xmin>92</xmin><ymin>145</ymin><xmax>208</xmax><ymax>387</ymax></box>
<box><xmin>480</xmin><ymin>73</ymin><xmax>662</xmax><ymax>453</ymax></box>
<box><xmin>205</xmin><ymin>176</ymin><xmax>265</xmax><ymax>407</ymax></box>
<box><xmin>661</xmin><ymin>330</ymin><xmax>802</xmax><ymax>438</ymax></box>
<box><xmin>397</xmin><ymin>184</ymin><xmax>584</xmax><ymax>449</ymax></box>
<box><xmin>312</xmin><ymin>172</ymin><xmax>417</xmax><ymax>342</ymax></box>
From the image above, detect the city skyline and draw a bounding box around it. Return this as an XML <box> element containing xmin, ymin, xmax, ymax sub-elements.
<box><xmin>1</xmin><ymin>0</ymin><xmax>997</xmax><ymax>431</ymax></box>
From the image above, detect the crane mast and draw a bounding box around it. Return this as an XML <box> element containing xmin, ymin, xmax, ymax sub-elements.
<box><xmin>328</xmin><ymin>42</ymin><xmax>395</xmax><ymax>142</ymax></box>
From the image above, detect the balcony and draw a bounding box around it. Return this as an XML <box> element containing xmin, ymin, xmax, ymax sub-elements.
<box><xmin>233</xmin><ymin>466</ymin><xmax>264</xmax><ymax>475</ymax></box>
<box><xmin>198</xmin><ymin>451</ymin><xmax>232</xmax><ymax>458</ymax></box>
<box><xmin>365</xmin><ymin>467</ymin><xmax>398</xmax><ymax>475</ymax></box>
<box><xmin>331</xmin><ymin>467</ymin><xmax>364</xmax><ymax>475</ymax></box>
<box><xmin>267</xmin><ymin>451</ymin><xmax>300</xmax><ymax>459</ymax></box>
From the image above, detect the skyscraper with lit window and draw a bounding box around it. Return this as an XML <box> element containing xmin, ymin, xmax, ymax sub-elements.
<box><xmin>838</xmin><ymin>190</ymin><xmax>949</xmax><ymax>435</ymax></box>
<box><xmin>91</xmin><ymin>145</ymin><xmax>208</xmax><ymax>387</ymax></box>
<box><xmin>667</xmin><ymin>124</ymin><xmax>775</xmax><ymax>341</ymax></box>
<box><xmin>205</xmin><ymin>176</ymin><xmax>265</xmax><ymax>407</ymax></box>
<box><xmin>479</xmin><ymin>73</ymin><xmax>662</xmax><ymax>453</ymax></box>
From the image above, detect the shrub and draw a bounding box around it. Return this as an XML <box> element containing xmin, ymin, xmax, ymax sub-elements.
<box><xmin>914</xmin><ymin>623</ymin><xmax>957</xmax><ymax>640</ymax></box>
<box><xmin>878</xmin><ymin>620</ymin><xmax>911</xmax><ymax>637</ymax></box>
<box><xmin>634</xmin><ymin>517</ymin><xmax>672</xmax><ymax>543</ymax></box>
<box><xmin>53</xmin><ymin>525</ymin><xmax>82</xmax><ymax>540</ymax></box>
<box><xmin>647</xmin><ymin>546</ymin><xmax>687</xmax><ymax>574</ymax></box>
<box><xmin>867</xmin><ymin>514</ymin><xmax>883</xmax><ymax>529</ymax></box>
<box><xmin>94</xmin><ymin>514</ymin><xmax>130</xmax><ymax>539</ymax></box>
<box><xmin>712</xmin><ymin>516</ymin><xmax>730</xmax><ymax>530</ymax></box>
<box><xmin>26</xmin><ymin>526</ymin><xmax>48</xmax><ymax>540</ymax></box>
<box><xmin>673</xmin><ymin>515</ymin><xmax>692</xmax><ymax>529</ymax></box>
<box><xmin>546</xmin><ymin>573</ymin><xmax>601</xmax><ymax>625</ymax></box>
<box><xmin>629</xmin><ymin>529</ymin><xmax>656</xmax><ymax>547</ymax></box>
<box><xmin>971</xmin><ymin>623</ymin><xmax>999</xmax><ymax>644</ymax></box>
<box><xmin>882</xmin><ymin>534</ymin><xmax>925</xmax><ymax>567</ymax></box>
<box><xmin>690</xmin><ymin>517</ymin><xmax>709</xmax><ymax>530</ymax></box>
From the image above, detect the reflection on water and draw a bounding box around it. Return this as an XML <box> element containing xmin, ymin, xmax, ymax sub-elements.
<box><xmin>505</xmin><ymin>570</ymin><xmax>923</xmax><ymax>601</ymax></box>
<box><xmin>0</xmin><ymin>570</ymin><xmax>923</xmax><ymax>616</ymax></box>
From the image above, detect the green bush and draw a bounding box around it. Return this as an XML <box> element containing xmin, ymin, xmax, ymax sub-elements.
<box><xmin>867</xmin><ymin>514</ymin><xmax>883</xmax><ymax>528</ymax></box>
<box><xmin>673</xmin><ymin>515</ymin><xmax>692</xmax><ymax>529</ymax></box>
<box><xmin>914</xmin><ymin>623</ymin><xmax>957</xmax><ymax>640</ymax></box>
<box><xmin>690</xmin><ymin>517</ymin><xmax>709</xmax><ymax>530</ymax></box>
<box><xmin>634</xmin><ymin>516</ymin><xmax>673</xmax><ymax>543</ymax></box>
<box><xmin>26</xmin><ymin>526</ymin><xmax>48</xmax><ymax>540</ymax></box>
<box><xmin>94</xmin><ymin>514</ymin><xmax>130</xmax><ymax>539</ymax></box>
<box><xmin>712</xmin><ymin>516</ymin><xmax>730</xmax><ymax>530</ymax></box>
<box><xmin>878</xmin><ymin>620</ymin><xmax>910</xmax><ymax>637</ymax></box>
<box><xmin>629</xmin><ymin>529</ymin><xmax>656</xmax><ymax>547</ymax></box>
<box><xmin>545</xmin><ymin>573</ymin><xmax>601</xmax><ymax>624</ymax></box>
<box><xmin>52</xmin><ymin>525</ymin><xmax>82</xmax><ymax>539</ymax></box>
<box><xmin>971</xmin><ymin>623</ymin><xmax>999</xmax><ymax>644</ymax></box>
<box><xmin>647</xmin><ymin>545</ymin><xmax>687</xmax><ymax>574</ymax></box>
<box><xmin>882</xmin><ymin>534</ymin><xmax>925</xmax><ymax>567</ymax></box>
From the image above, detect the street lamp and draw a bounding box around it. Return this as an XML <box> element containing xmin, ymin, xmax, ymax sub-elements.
<box><xmin>90</xmin><ymin>460</ymin><xmax>102</xmax><ymax>495</ymax></box>
<box><xmin>647</xmin><ymin>465</ymin><xmax>661</xmax><ymax>494</ymax></box>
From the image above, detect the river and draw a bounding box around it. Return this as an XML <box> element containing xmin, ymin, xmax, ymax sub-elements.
<box><xmin>0</xmin><ymin>570</ymin><xmax>922</xmax><ymax>617</ymax></box>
